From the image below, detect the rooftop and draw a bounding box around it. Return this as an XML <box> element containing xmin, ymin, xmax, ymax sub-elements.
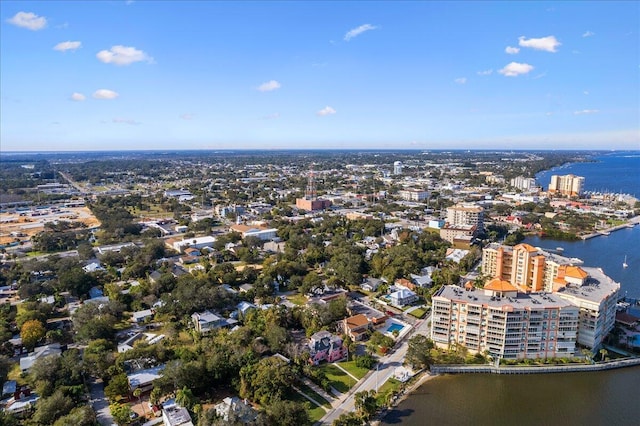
<box><xmin>436</xmin><ymin>285</ymin><xmax>576</xmax><ymax>310</ymax></box>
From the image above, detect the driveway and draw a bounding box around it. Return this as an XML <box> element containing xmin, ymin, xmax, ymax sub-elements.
<box><xmin>90</xmin><ymin>379</ymin><xmax>115</xmax><ymax>426</ymax></box>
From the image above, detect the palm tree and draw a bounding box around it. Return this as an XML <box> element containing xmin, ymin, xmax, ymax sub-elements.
<box><xmin>176</xmin><ymin>386</ymin><xmax>195</xmax><ymax>410</ymax></box>
<box><xmin>599</xmin><ymin>348</ymin><xmax>608</xmax><ymax>362</ymax></box>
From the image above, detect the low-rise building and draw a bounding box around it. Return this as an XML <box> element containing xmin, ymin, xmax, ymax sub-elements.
<box><xmin>341</xmin><ymin>314</ymin><xmax>372</xmax><ymax>341</ymax></box>
<box><xmin>308</xmin><ymin>331</ymin><xmax>348</xmax><ymax>365</ymax></box>
<box><xmin>214</xmin><ymin>397</ymin><xmax>258</xmax><ymax>423</ymax></box>
<box><xmin>191</xmin><ymin>310</ymin><xmax>237</xmax><ymax>333</ymax></box>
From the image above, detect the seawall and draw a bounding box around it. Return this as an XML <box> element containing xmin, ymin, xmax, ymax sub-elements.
<box><xmin>430</xmin><ymin>357</ymin><xmax>640</xmax><ymax>375</ymax></box>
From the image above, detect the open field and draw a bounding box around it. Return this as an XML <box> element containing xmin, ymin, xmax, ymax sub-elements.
<box><xmin>0</xmin><ymin>207</ymin><xmax>100</xmax><ymax>245</ymax></box>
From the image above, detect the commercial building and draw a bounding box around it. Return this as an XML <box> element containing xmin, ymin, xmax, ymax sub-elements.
<box><xmin>398</xmin><ymin>189</ymin><xmax>429</xmax><ymax>201</ymax></box>
<box><xmin>229</xmin><ymin>223</ymin><xmax>278</xmax><ymax>240</ymax></box>
<box><xmin>440</xmin><ymin>224</ymin><xmax>476</xmax><ymax>245</ymax></box>
<box><xmin>549</xmin><ymin>174</ymin><xmax>584</xmax><ymax>197</ymax></box>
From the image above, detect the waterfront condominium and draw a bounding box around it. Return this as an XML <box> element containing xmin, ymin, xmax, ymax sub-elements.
<box><xmin>482</xmin><ymin>243</ymin><xmax>577</xmax><ymax>293</ymax></box>
<box><xmin>548</xmin><ymin>174</ymin><xmax>585</xmax><ymax>197</ymax></box>
<box><xmin>552</xmin><ymin>266</ymin><xmax>620</xmax><ymax>349</ymax></box>
<box><xmin>431</xmin><ymin>280</ymin><xmax>579</xmax><ymax>360</ymax></box>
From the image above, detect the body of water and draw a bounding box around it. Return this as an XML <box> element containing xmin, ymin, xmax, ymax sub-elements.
<box><xmin>384</xmin><ymin>152</ymin><xmax>640</xmax><ymax>425</ymax></box>
<box><xmin>383</xmin><ymin>367</ymin><xmax>640</xmax><ymax>426</ymax></box>
<box><xmin>524</xmin><ymin>226</ymin><xmax>640</xmax><ymax>299</ymax></box>
<box><xmin>536</xmin><ymin>151</ymin><xmax>640</xmax><ymax>198</ymax></box>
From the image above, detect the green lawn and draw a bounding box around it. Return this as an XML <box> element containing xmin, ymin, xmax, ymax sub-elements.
<box><xmin>409</xmin><ymin>308</ymin><xmax>428</xmax><ymax>318</ymax></box>
<box><xmin>289</xmin><ymin>390</ymin><xmax>326</xmax><ymax>423</ymax></box>
<box><xmin>287</xmin><ymin>293</ymin><xmax>308</xmax><ymax>305</ymax></box>
<box><xmin>296</xmin><ymin>382</ymin><xmax>331</xmax><ymax>407</ymax></box>
<box><xmin>319</xmin><ymin>364</ymin><xmax>357</xmax><ymax>393</ymax></box>
<box><xmin>337</xmin><ymin>361</ymin><xmax>370</xmax><ymax>379</ymax></box>
<box><xmin>375</xmin><ymin>378</ymin><xmax>402</xmax><ymax>406</ymax></box>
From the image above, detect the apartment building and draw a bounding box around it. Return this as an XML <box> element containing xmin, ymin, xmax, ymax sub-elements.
<box><xmin>510</xmin><ymin>176</ymin><xmax>537</xmax><ymax>191</ymax></box>
<box><xmin>549</xmin><ymin>174</ymin><xmax>584</xmax><ymax>197</ymax></box>
<box><xmin>482</xmin><ymin>243</ymin><xmax>575</xmax><ymax>293</ymax></box>
<box><xmin>431</xmin><ymin>281</ymin><xmax>580</xmax><ymax>360</ymax></box>
<box><xmin>446</xmin><ymin>203</ymin><xmax>484</xmax><ymax>229</ymax></box>
<box><xmin>553</xmin><ymin>266</ymin><xmax>620</xmax><ymax>349</ymax></box>
<box><xmin>398</xmin><ymin>189</ymin><xmax>429</xmax><ymax>201</ymax></box>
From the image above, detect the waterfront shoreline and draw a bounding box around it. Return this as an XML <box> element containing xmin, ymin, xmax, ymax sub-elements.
<box><xmin>373</xmin><ymin>371</ymin><xmax>436</xmax><ymax>425</ymax></box>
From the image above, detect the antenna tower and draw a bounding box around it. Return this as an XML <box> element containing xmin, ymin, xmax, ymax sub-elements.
<box><xmin>305</xmin><ymin>165</ymin><xmax>317</xmax><ymax>200</ymax></box>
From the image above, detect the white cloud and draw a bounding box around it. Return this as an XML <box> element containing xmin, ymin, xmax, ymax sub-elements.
<box><xmin>454</xmin><ymin>77</ymin><xmax>467</xmax><ymax>84</ymax></box>
<box><xmin>518</xmin><ymin>35</ymin><xmax>561</xmax><ymax>52</ymax></box>
<box><xmin>505</xmin><ymin>46</ymin><xmax>520</xmax><ymax>55</ymax></box>
<box><xmin>477</xmin><ymin>69</ymin><xmax>493</xmax><ymax>76</ymax></box>
<box><xmin>7</xmin><ymin>12</ymin><xmax>47</xmax><ymax>30</ymax></box>
<box><xmin>583</xmin><ymin>91</ymin><xmax>589</xmax><ymax>95</ymax></box>
<box><xmin>96</xmin><ymin>45</ymin><xmax>153</xmax><ymax>65</ymax></box>
<box><xmin>263</xmin><ymin>113</ymin><xmax>281</xmax><ymax>120</ymax></box>
<box><xmin>574</xmin><ymin>109</ymin><xmax>599</xmax><ymax>115</ymax></box>
<box><xmin>54</xmin><ymin>41</ymin><xmax>81</xmax><ymax>52</ymax></box>
<box><xmin>70</xmin><ymin>92</ymin><xmax>86</xmax><ymax>101</ymax></box>
<box><xmin>317</xmin><ymin>106</ymin><xmax>336</xmax><ymax>116</ymax></box>
<box><xmin>498</xmin><ymin>62</ymin><xmax>534</xmax><ymax>77</ymax></box>
<box><xmin>112</xmin><ymin>118</ymin><xmax>140</xmax><ymax>125</ymax></box>
<box><xmin>257</xmin><ymin>80</ymin><xmax>281</xmax><ymax>92</ymax></box>
<box><xmin>582</xmin><ymin>31</ymin><xmax>595</xmax><ymax>38</ymax></box>
<box><xmin>180</xmin><ymin>113</ymin><xmax>195</xmax><ymax>120</ymax></box>
<box><xmin>344</xmin><ymin>24</ymin><xmax>378</xmax><ymax>41</ymax></box>
<box><xmin>93</xmin><ymin>89</ymin><xmax>119</xmax><ymax>99</ymax></box>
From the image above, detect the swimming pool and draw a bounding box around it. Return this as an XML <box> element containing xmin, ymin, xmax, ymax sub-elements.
<box><xmin>387</xmin><ymin>323</ymin><xmax>405</xmax><ymax>333</ymax></box>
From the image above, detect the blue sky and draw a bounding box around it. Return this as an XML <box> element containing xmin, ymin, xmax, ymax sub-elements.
<box><xmin>1</xmin><ymin>1</ymin><xmax>638</xmax><ymax>151</ymax></box>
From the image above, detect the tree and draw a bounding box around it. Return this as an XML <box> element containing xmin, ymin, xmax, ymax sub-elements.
<box><xmin>265</xmin><ymin>399</ymin><xmax>311</xmax><ymax>426</ymax></box>
<box><xmin>20</xmin><ymin>319</ymin><xmax>46</xmax><ymax>351</ymax></box>
<box><xmin>53</xmin><ymin>405</ymin><xmax>97</xmax><ymax>426</ymax></box>
<box><xmin>354</xmin><ymin>390</ymin><xmax>378</xmax><ymax>420</ymax></box>
<box><xmin>175</xmin><ymin>386</ymin><xmax>196</xmax><ymax>410</ymax></box>
<box><xmin>405</xmin><ymin>335</ymin><xmax>434</xmax><ymax>370</ymax></box>
<box><xmin>32</xmin><ymin>389</ymin><xmax>75</xmax><ymax>425</ymax></box>
<box><xmin>83</xmin><ymin>338</ymin><xmax>116</xmax><ymax>380</ymax></box>
<box><xmin>239</xmin><ymin>357</ymin><xmax>295</xmax><ymax>405</ymax></box>
<box><xmin>333</xmin><ymin>411</ymin><xmax>364</xmax><ymax>426</ymax></box>
<box><xmin>110</xmin><ymin>402</ymin><xmax>133</xmax><ymax>426</ymax></box>
<box><xmin>105</xmin><ymin>373</ymin><xmax>131</xmax><ymax>402</ymax></box>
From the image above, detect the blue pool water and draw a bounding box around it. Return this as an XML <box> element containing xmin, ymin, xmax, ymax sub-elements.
<box><xmin>387</xmin><ymin>323</ymin><xmax>405</xmax><ymax>333</ymax></box>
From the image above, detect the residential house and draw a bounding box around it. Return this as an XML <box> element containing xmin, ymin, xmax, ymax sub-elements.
<box><xmin>162</xmin><ymin>404</ymin><xmax>193</xmax><ymax>426</ymax></box>
<box><xmin>131</xmin><ymin>309</ymin><xmax>154</xmax><ymax>324</ymax></box>
<box><xmin>20</xmin><ymin>343</ymin><xmax>62</xmax><ymax>372</ymax></box>
<box><xmin>342</xmin><ymin>314</ymin><xmax>372</xmax><ymax>341</ymax></box>
<box><xmin>191</xmin><ymin>310</ymin><xmax>236</xmax><ymax>334</ymax></box>
<box><xmin>361</xmin><ymin>277</ymin><xmax>384</xmax><ymax>292</ymax></box>
<box><xmin>308</xmin><ymin>331</ymin><xmax>347</xmax><ymax>365</ymax></box>
<box><xmin>388</xmin><ymin>288</ymin><xmax>418</xmax><ymax>307</ymax></box>
<box><xmin>128</xmin><ymin>365</ymin><xmax>164</xmax><ymax>393</ymax></box>
<box><xmin>214</xmin><ymin>397</ymin><xmax>258</xmax><ymax>423</ymax></box>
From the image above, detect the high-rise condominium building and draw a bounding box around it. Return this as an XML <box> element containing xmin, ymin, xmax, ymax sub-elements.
<box><xmin>510</xmin><ymin>176</ymin><xmax>537</xmax><ymax>191</ymax></box>
<box><xmin>431</xmin><ymin>281</ymin><xmax>580</xmax><ymax>360</ymax></box>
<box><xmin>482</xmin><ymin>243</ymin><xmax>578</xmax><ymax>293</ymax></box>
<box><xmin>446</xmin><ymin>203</ymin><xmax>484</xmax><ymax>229</ymax></box>
<box><xmin>549</xmin><ymin>174</ymin><xmax>584</xmax><ymax>197</ymax></box>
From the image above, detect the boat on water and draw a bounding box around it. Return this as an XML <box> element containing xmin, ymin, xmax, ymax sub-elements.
<box><xmin>623</xmin><ymin>255</ymin><xmax>628</xmax><ymax>268</ymax></box>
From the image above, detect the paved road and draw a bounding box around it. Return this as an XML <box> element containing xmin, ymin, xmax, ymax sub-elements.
<box><xmin>320</xmin><ymin>314</ymin><xmax>431</xmax><ymax>425</ymax></box>
<box><xmin>90</xmin><ymin>379</ymin><xmax>115</xmax><ymax>426</ymax></box>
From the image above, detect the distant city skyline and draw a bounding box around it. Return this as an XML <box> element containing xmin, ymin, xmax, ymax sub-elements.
<box><xmin>1</xmin><ymin>1</ymin><xmax>638</xmax><ymax>151</ymax></box>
